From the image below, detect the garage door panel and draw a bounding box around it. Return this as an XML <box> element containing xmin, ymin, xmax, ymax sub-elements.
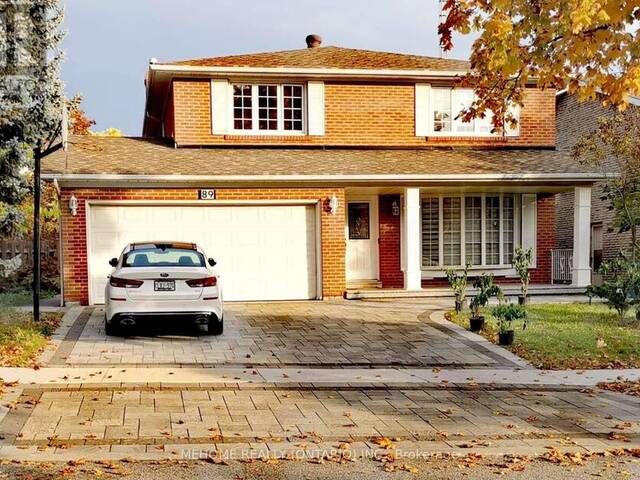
<box><xmin>88</xmin><ymin>204</ymin><xmax>317</xmax><ymax>303</ymax></box>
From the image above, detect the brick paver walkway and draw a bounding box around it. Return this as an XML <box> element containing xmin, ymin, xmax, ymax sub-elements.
<box><xmin>59</xmin><ymin>301</ymin><xmax>519</xmax><ymax>368</ymax></box>
<box><xmin>3</xmin><ymin>385</ymin><xmax>638</xmax><ymax>451</ymax></box>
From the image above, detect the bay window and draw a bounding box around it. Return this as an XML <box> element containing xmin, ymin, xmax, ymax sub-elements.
<box><xmin>485</xmin><ymin>196</ymin><xmax>500</xmax><ymax>265</ymax></box>
<box><xmin>443</xmin><ymin>198</ymin><xmax>461</xmax><ymax>265</ymax></box>
<box><xmin>503</xmin><ymin>196</ymin><xmax>515</xmax><ymax>264</ymax></box>
<box><xmin>232</xmin><ymin>83</ymin><xmax>305</xmax><ymax>134</ymax></box>
<box><xmin>421</xmin><ymin>198</ymin><xmax>439</xmax><ymax>267</ymax></box>
<box><xmin>464</xmin><ymin>197</ymin><xmax>482</xmax><ymax>265</ymax></box>
<box><xmin>421</xmin><ymin>194</ymin><xmax>521</xmax><ymax>268</ymax></box>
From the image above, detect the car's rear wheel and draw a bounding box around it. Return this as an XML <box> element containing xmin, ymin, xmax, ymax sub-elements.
<box><xmin>104</xmin><ymin>316</ymin><xmax>119</xmax><ymax>336</ymax></box>
<box><xmin>208</xmin><ymin>315</ymin><xmax>223</xmax><ymax>336</ymax></box>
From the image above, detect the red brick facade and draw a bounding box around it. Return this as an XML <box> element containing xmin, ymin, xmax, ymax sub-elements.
<box><xmin>378</xmin><ymin>195</ymin><xmax>403</xmax><ymax>288</ymax></box>
<box><xmin>531</xmin><ymin>194</ymin><xmax>555</xmax><ymax>284</ymax></box>
<box><xmin>60</xmin><ymin>188</ymin><xmax>557</xmax><ymax>304</ymax></box>
<box><xmin>59</xmin><ymin>187</ymin><xmax>345</xmax><ymax>305</ymax></box>
<box><xmin>168</xmin><ymin>80</ymin><xmax>556</xmax><ymax>148</ymax></box>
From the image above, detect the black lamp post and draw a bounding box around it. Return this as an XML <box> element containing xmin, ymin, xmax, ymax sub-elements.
<box><xmin>33</xmin><ymin>144</ymin><xmax>42</xmax><ymax>322</ymax></box>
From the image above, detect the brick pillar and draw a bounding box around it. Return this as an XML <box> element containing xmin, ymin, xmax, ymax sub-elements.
<box><xmin>531</xmin><ymin>194</ymin><xmax>557</xmax><ymax>284</ymax></box>
<box><xmin>378</xmin><ymin>195</ymin><xmax>403</xmax><ymax>288</ymax></box>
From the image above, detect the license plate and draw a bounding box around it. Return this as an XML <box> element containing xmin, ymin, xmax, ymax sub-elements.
<box><xmin>154</xmin><ymin>280</ymin><xmax>175</xmax><ymax>291</ymax></box>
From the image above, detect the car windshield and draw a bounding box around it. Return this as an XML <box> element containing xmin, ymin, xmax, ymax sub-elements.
<box><xmin>123</xmin><ymin>247</ymin><xmax>205</xmax><ymax>268</ymax></box>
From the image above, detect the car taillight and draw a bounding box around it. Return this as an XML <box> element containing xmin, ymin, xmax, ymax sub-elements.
<box><xmin>109</xmin><ymin>276</ymin><xmax>143</xmax><ymax>288</ymax></box>
<box><xmin>186</xmin><ymin>276</ymin><xmax>217</xmax><ymax>288</ymax></box>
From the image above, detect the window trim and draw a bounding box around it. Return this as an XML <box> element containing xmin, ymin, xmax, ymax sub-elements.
<box><xmin>228</xmin><ymin>83</ymin><xmax>307</xmax><ymax>135</ymax></box>
<box><xmin>427</xmin><ymin>87</ymin><xmax>520</xmax><ymax>137</ymax></box>
<box><xmin>420</xmin><ymin>193</ymin><xmax>521</xmax><ymax>272</ymax></box>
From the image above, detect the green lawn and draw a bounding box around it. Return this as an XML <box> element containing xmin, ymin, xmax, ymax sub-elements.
<box><xmin>0</xmin><ymin>289</ymin><xmax>55</xmax><ymax>308</ymax></box>
<box><xmin>0</xmin><ymin>308</ymin><xmax>62</xmax><ymax>367</ymax></box>
<box><xmin>448</xmin><ymin>303</ymin><xmax>640</xmax><ymax>369</ymax></box>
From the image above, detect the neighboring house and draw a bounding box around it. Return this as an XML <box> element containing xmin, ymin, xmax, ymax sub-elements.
<box><xmin>43</xmin><ymin>35</ymin><xmax>603</xmax><ymax>306</ymax></box>
<box><xmin>555</xmin><ymin>92</ymin><xmax>638</xmax><ymax>283</ymax></box>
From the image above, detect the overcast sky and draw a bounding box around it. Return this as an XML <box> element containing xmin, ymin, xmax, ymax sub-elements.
<box><xmin>61</xmin><ymin>0</ymin><xmax>474</xmax><ymax>135</ymax></box>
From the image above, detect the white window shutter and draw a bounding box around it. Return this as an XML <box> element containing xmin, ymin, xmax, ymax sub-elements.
<box><xmin>521</xmin><ymin>194</ymin><xmax>537</xmax><ymax>266</ymax></box>
<box><xmin>415</xmin><ymin>83</ymin><xmax>430</xmax><ymax>136</ymax></box>
<box><xmin>307</xmin><ymin>81</ymin><xmax>325</xmax><ymax>135</ymax></box>
<box><xmin>211</xmin><ymin>79</ymin><xmax>229</xmax><ymax>135</ymax></box>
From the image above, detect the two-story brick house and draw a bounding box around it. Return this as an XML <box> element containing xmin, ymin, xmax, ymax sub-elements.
<box><xmin>43</xmin><ymin>36</ymin><xmax>603</xmax><ymax>305</ymax></box>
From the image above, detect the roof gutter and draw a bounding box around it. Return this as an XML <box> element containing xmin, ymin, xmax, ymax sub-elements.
<box><xmin>43</xmin><ymin>172</ymin><xmax>610</xmax><ymax>187</ymax></box>
<box><xmin>148</xmin><ymin>63</ymin><xmax>468</xmax><ymax>79</ymax></box>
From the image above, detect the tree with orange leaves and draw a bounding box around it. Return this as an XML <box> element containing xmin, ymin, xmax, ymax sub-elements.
<box><xmin>67</xmin><ymin>94</ymin><xmax>95</xmax><ymax>135</ymax></box>
<box><xmin>439</xmin><ymin>0</ymin><xmax>640</xmax><ymax>130</ymax></box>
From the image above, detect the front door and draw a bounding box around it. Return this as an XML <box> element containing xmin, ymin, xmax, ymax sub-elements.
<box><xmin>345</xmin><ymin>198</ymin><xmax>379</xmax><ymax>281</ymax></box>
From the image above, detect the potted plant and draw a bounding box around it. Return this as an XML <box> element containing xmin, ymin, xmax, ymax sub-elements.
<box><xmin>493</xmin><ymin>303</ymin><xmax>528</xmax><ymax>346</ymax></box>
<box><xmin>513</xmin><ymin>247</ymin><xmax>533</xmax><ymax>305</ymax></box>
<box><xmin>469</xmin><ymin>274</ymin><xmax>503</xmax><ymax>332</ymax></box>
<box><xmin>445</xmin><ymin>264</ymin><xmax>470</xmax><ymax>313</ymax></box>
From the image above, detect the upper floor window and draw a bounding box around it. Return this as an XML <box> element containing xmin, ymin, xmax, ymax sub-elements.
<box><xmin>232</xmin><ymin>84</ymin><xmax>304</xmax><ymax>134</ymax></box>
<box><xmin>430</xmin><ymin>87</ymin><xmax>517</xmax><ymax>136</ymax></box>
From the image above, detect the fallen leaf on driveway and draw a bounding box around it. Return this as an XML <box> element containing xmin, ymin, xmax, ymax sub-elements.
<box><xmin>371</xmin><ymin>437</ymin><xmax>394</xmax><ymax>449</ymax></box>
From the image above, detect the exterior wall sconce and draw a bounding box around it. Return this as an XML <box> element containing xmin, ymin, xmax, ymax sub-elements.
<box><xmin>391</xmin><ymin>200</ymin><xmax>400</xmax><ymax>216</ymax></box>
<box><xmin>69</xmin><ymin>194</ymin><xmax>78</xmax><ymax>216</ymax></box>
<box><xmin>328</xmin><ymin>195</ymin><xmax>339</xmax><ymax>215</ymax></box>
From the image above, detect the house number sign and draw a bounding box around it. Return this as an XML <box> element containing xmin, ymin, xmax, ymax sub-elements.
<box><xmin>199</xmin><ymin>189</ymin><xmax>216</xmax><ymax>200</ymax></box>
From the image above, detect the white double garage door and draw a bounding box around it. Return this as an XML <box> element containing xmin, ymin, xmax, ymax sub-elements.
<box><xmin>88</xmin><ymin>203</ymin><xmax>319</xmax><ymax>304</ymax></box>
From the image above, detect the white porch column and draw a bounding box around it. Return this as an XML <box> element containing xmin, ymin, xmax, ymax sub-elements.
<box><xmin>572</xmin><ymin>186</ymin><xmax>592</xmax><ymax>287</ymax></box>
<box><xmin>403</xmin><ymin>187</ymin><xmax>422</xmax><ymax>290</ymax></box>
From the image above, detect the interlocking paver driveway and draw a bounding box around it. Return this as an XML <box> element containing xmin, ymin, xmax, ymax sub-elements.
<box><xmin>59</xmin><ymin>300</ymin><xmax>514</xmax><ymax>367</ymax></box>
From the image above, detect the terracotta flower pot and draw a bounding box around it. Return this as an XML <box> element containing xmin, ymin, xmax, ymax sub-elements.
<box><xmin>469</xmin><ymin>316</ymin><xmax>485</xmax><ymax>332</ymax></box>
<box><xmin>499</xmin><ymin>330</ymin><xmax>515</xmax><ymax>346</ymax></box>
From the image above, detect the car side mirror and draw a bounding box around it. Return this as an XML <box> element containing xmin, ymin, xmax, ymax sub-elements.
<box><xmin>208</xmin><ymin>258</ymin><xmax>217</xmax><ymax>267</ymax></box>
<box><xmin>109</xmin><ymin>258</ymin><xmax>118</xmax><ymax>267</ymax></box>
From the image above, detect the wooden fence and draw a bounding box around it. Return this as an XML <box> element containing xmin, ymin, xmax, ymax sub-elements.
<box><xmin>0</xmin><ymin>238</ymin><xmax>57</xmax><ymax>266</ymax></box>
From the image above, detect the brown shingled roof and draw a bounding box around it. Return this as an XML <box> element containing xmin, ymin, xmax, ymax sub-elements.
<box><xmin>43</xmin><ymin>136</ymin><xmax>600</xmax><ymax>181</ymax></box>
<box><xmin>166</xmin><ymin>46</ymin><xmax>470</xmax><ymax>71</ymax></box>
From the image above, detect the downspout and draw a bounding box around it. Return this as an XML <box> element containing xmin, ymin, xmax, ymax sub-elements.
<box><xmin>53</xmin><ymin>178</ymin><xmax>64</xmax><ymax>307</ymax></box>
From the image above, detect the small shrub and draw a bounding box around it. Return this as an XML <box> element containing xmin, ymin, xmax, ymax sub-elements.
<box><xmin>493</xmin><ymin>303</ymin><xmax>528</xmax><ymax>333</ymax></box>
<box><xmin>445</xmin><ymin>264</ymin><xmax>470</xmax><ymax>311</ymax></box>
<box><xmin>470</xmin><ymin>274</ymin><xmax>503</xmax><ymax>319</ymax></box>
<box><xmin>587</xmin><ymin>252</ymin><xmax>640</xmax><ymax>319</ymax></box>
<box><xmin>513</xmin><ymin>247</ymin><xmax>533</xmax><ymax>301</ymax></box>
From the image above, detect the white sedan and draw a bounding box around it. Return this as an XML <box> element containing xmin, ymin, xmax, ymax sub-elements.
<box><xmin>104</xmin><ymin>242</ymin><xmax>223</xmax><ymax>336</ymax></box>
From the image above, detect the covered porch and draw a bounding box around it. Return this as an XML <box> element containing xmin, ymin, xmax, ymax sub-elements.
<box><xmin>343</xmin><ymin>183</ymin><xmax>593</xmax><ymax>296</ymax></box>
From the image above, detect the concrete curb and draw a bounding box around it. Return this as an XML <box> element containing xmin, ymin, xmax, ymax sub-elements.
<box><xmin>36</xmin><ymin>306</ymin><xmax>84</xmax><ymax>365</ymax></box>
<box><xmin>428</xmin><ymin>310</ymin><xmax>532</xmax><ymax>369</ymax></box>
<box><xmin>1</xmin><ymin>366</ymin><xmax>639</xmax><ymax>389</ymax></box>
<box><xmin>0</xmin><ymin>437</ymin><xmax>632</xmax><ymax>462</ymax></box>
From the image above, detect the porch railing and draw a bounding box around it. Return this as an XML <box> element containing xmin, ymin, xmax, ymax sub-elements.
<box><xmin>551</xmin><ymin>249</ymin><xmax>573</xmax><ymax>285</ymax></box>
